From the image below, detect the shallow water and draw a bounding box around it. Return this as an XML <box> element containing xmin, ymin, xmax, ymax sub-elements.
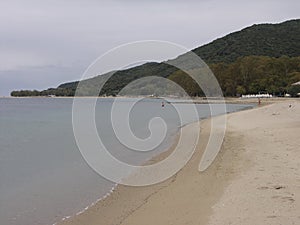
<box><xmin>0</xmin><ymin>97</ymin><xmax>253</xmax><ymax>225</ymax></box>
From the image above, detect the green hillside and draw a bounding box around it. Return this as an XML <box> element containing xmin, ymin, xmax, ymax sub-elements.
<box><xmin>193</xmin><ymin>19</ymin><xmax>300</xmax><ymax>63</ymax></box>
<box><xmin>11</xmin><ymin>19</ymin><xmax>300</xmax><ymax>97</ymax></box>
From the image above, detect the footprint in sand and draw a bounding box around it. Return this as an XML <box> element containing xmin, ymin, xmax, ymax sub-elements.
<box><xmin>281</xmin><ymin>196</ymin><xmax>295</xmax><ymax>203</ymax></box>
<box><xmin>257</xmin><ymin>185</ymin><xmax>286</xmax><ymax>190</ymax></box>
<box><xmin>273</xmin><ymin>185</ymin><xmax>285</xmax><ymax>190</ymax></box>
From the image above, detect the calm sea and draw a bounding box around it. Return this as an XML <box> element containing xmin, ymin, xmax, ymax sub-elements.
<box><xmin>0</xmin><ymin>97</ymin><xmax>253</xmax><ymax>225</ymax></box>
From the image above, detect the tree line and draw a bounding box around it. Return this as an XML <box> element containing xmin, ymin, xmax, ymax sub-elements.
<box><xmin>11</xmin><ymin>55</ymin><xmax>300</xmax><ymax>97</ymax></box>
<box><xmin>168</xmin><ymin>55</ymin><xmax>300</xmax><ymax>97</ymax></box>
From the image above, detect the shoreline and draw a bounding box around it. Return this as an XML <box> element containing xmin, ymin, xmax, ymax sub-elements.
<box><xmin>2</xmin><ymin>95</ymin><xmax>294</xmax><ymax>105</ymax></box>
<box><xmin>58</xmin><ymin>121</ymin><xmax>219</xmax><ymax>225</ymax></box>
<box><xmin>57</xmin><ymin>102</ymin><xmax>260</xmax><ymax>225</ymax></box>
<box><xmin>59</xmin><ymin>98</ymin><xmax>299</xmax><ymax>225</ymax></box>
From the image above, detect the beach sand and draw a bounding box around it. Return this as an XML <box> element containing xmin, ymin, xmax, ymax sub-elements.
<box><xmin>60</xmin><ymin>100</ymin><xmax>300</xmax><ymax>225</ymax></box>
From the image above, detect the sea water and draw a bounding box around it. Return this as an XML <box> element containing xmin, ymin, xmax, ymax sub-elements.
<box><xmin>0</xmin><ymin>97</ymin><xmax>253</xmax><ymax>225</ymax></box>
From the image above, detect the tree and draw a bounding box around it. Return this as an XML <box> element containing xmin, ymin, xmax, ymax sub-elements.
<box><xmin>236</xmin><ymin>85</ymin><xmax>246</xmax><ymax>96</ymax></box>
<box><xmin>288</xmin><ymin>85</ymin><xmax>300</xmax><ymax>97</ymax></box>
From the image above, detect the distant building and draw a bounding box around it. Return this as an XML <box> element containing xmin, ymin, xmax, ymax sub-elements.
<box><xmin>241</xmin><ymin>93</ymin><xmax>273</xmax><ymax>98</ymax></box>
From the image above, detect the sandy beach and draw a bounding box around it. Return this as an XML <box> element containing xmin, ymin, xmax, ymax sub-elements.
<box><xmin>60</xmin><ymin>99</ymin><xmax>300</xmax><ymax>225</ymax></box>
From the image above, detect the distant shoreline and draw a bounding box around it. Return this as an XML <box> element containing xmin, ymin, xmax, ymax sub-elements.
<box><xmin>1</xmin><ymin>96</ymin><xmax>296</xmax><ymax>105</ymax></box>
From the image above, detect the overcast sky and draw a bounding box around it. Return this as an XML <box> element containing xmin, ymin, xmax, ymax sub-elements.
<box><xmin>0</xmin><ymin>0</ymin><xmax>299</xmax><ymax>96</ymax></box>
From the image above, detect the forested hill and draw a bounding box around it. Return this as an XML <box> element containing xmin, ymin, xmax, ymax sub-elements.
<box><xmin>193</xmin><ymin>19</ymin><xmax>300</xmax><ymax>63</ymax></box>
<box><xmin>11</xmin><ymin>19</ymin><xmax>300</xmax><ymax>97</ymax></box>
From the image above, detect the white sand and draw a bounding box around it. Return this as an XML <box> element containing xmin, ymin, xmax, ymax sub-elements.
<box><xmin>208</xmin><ymin>101</ymin><xmax>300</xmax><ymax>225</ymax></box>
